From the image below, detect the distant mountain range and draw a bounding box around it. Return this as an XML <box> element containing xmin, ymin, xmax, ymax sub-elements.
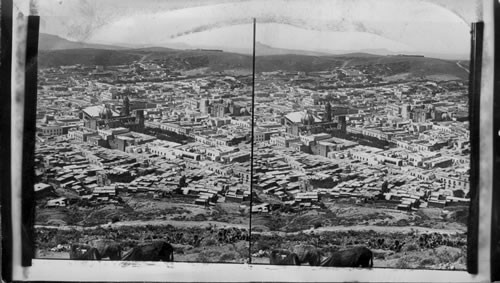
<box><xmin>38</xmin><ymin>33</ymin><xmax>125</xmax><ymax>51</ymax></box>
<box><xmin>38</xmin><ymin>33</ymin><xmax>468</xmax><ymax>60</ymax></box>
<box><xmin>38</xmin><ymin>33</ymin><xmax>469</xmax><ymax>80</ymax></box>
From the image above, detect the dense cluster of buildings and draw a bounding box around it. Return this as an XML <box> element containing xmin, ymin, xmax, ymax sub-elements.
<box><xmin>35</xmin><ymin>62</ymin><xmax>253</xmax><ymax>208</ymax></box>
<box><xmin>250</xmin><ymin>67</ymin><xmax>470</xmax><ymax>212</ymax></box>
<box><xmin>35</xmin><ymin>58</ymin><xmax>470</xmax><ymax>217</ymax></box>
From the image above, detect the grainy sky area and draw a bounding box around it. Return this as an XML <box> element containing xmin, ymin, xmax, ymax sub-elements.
<box><xmin>35</xmin><ymin>0</ymin><xmax>477</xmax><ymax>57</ymax></box>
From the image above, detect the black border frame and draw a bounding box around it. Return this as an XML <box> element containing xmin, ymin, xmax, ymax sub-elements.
<box><xmin>21</xmin><ymin>14</ymin><xmax>39</xmax><ymax>267</ymax></box>
<box><xmin>1</xmin><ymin>0</ymin><xmax>13</xmax><ymax>281</ymax></box>
<box><xmin>491</xmin><ymin>0</ymin><xmax>500</xmax><ymax>281</ymax></box>
<box><xmin>466</xmin><ymin>21</ymin><xmax>483</xmax><ymax>275</ymax></box>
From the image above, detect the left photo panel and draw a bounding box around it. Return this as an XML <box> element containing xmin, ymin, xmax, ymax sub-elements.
<box><xmin>33</xmin><ymin>0</ymin><xmax>253</xmax><ymax>263</ymax></box>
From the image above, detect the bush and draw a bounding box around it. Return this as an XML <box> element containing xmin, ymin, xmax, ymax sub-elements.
<box><xmin>173</xmin><ymin>246</ymin><xmax>186</xmax><ymax>254</ymax></box>
<box><xmin>196</xmin><ymin>253</ymin><xmax>210</xmax><ymax>262</ymax></box>
<box><xmin>395</xmin><ymin>259</ymin><xmax>411</xmax><ymax>269</ymax></box>
<box><xmin>457</xmin><ymin>255</ymin><xmax>466</xmax><ymax>264</ymax></box>
<box><xmin>196</xmin><ymin>250</ymin><xmax>222</xmax><ymax>262</ymax></box>
<box><xmin>219</xmin><ymin>252</ymin><xmax>237</xmax><ymax>261</ymax></box>
<box><xmin>313</xmin><ymin>221</ymin><xmax>322</xmax><ymax>229</ymax></box>
<box><xmin>234</xmin><ymin>243</ymin><xmax>250</xmax><ymax>258</ymax></box>
<box><xmin>403</xmin><ymin>243</ymin><xmax>418</xmax><ymax>252</ymax></box>
<box><xmin>254</xmin><ymin>240</ymin><xmax>272</xmax><ymax>252</ymax></box>
<box><xmin>436</xmin><ymin>248</ymin><xmax>462</xmax><ymax>263</ymax></box>
<box><xmin>419</xmin><ymin>257</ymin><xmax>436</xmax><ymax>267</ymax></box>
<box><xmin>252</xmin><ymin>226</ymin><xmax>264</xmax><ymax>232</ymax></box>
<box><xmin>192</xmin><ymin>214</ymin><xmax>207</xmax><ymax>221</ymax></box>
<box><xmin>201</xmin><ymin>238</ymin><xmax>217</xmax><ymax>246</ymax></box>
<box><xmin>395</xmin><ymin>219</ymin><xmax>409</xmax><ymax>226</ymax></box>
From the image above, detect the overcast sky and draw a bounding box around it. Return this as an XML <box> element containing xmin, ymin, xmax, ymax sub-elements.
<box><xmin>35</xmin><ymin>0</ymin><xmax>477</xmax><ymax>57</ymax></box>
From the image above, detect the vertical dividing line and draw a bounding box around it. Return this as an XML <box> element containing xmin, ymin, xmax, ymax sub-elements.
<box><xmin>248</xmin><ymin>17</ymin><xmax>256</xmax><ymax>264</ymax></box>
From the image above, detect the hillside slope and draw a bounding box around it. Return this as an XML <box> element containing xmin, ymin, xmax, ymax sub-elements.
<box><xmin>38</xmin><ymin>48</ymin><xmax>469</xmax><ymax>80</ymax></box>
<box><xmin>39</xmin><ymin>33</ymin><xmax>125</xmax><ymax>51</ymax></box>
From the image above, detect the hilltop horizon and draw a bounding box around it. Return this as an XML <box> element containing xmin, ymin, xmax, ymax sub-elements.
<box><xmin>39</xmin><ymin>32</ymin><xmax>469</xmax><ymax>61</ymax></box>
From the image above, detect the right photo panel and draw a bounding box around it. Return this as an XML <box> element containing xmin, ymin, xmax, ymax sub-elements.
<box><xmin>250</xmin><ymin>0</ymin><xmax>472</xmax><ymax>270</ymax></box>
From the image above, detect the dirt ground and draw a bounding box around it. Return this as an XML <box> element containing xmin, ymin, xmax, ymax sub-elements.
<box><xmin>250</xmin><ymin>245</ymin><xmax>465</xmax><ymax>270</ymax></box>
<box><xmin>35</xmin><ymin>195</ymin><xmax>467</xmax><ymax>270</ymax></box>
<box><xmin>251</xmin><ymin>202</ymin><xmax>467</xmax><ymax>234</ymax></box>
<box><xmin>36</xmin><ymin>196</ymin><xmax>249</xmax><ymax>227</ymax></box>
<box><xmin>37</xmin><ymin>244</ymin><xmax>464</xmax><ymax>270</ymax></box>
<box><xmin>37</xmin><ymin>240</ymin><xmax>250</xmax><ymax>264</ymax></box>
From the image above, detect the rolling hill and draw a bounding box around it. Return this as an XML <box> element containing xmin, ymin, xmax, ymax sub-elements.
<box><xmin>39</xmin><ymin>49</ymin><xmax>141</xmax><ymax>67</ymax></box>
<box><xmin>38</xmin><ymin>47</ymin><xmax>469</xmax><ymax>80</ymax></box>
<box><xmin>254</xmin><ymin>42</ymin><xmax>331</xmax><ymax>56</ymax></box>
<box><xmin>38</xmin><ymin>48</ymin><xmax>252</xmax><ymax>71</ymax></box>
<box><xmin>39</xmin><ymin>33</ymin><xmax>125</xmax><ymax>51</ymax></box>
